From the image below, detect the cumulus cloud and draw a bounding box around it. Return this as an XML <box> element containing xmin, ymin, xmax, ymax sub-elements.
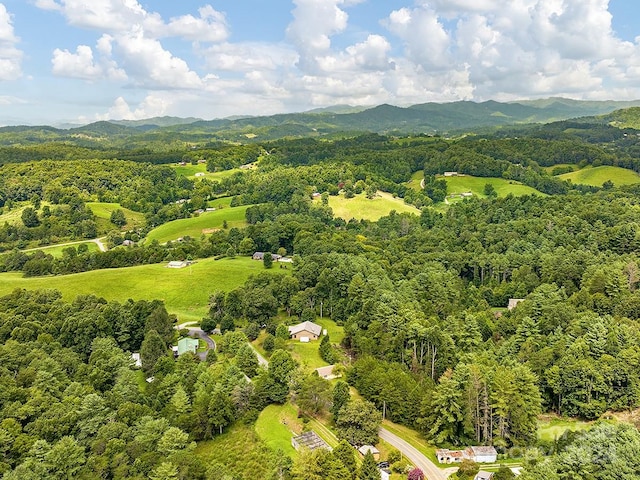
<box><xmin>52</xmin><ymin>42</ymin><xmax>126</xmax><ymax>81</ymax></box>
<box><xmin>0</xmin><ymin>4</ymin><xmax>22</xmax><ymax>80</ymax></box>
<box><xmin>96</xmin><ymin>95</ymin><xmax>170</xmax><ymax>120</ymax></box>
<box><xmin>162</xmin><ymin>5</ymin><xmax>228</xmax><ymax>43</ymax></box>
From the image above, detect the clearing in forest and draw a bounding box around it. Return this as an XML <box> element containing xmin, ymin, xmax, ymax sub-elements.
<box><xmin>558</xmin><ymin>165</ymin><xmax>640</xmax><ymax>186</ymax></box>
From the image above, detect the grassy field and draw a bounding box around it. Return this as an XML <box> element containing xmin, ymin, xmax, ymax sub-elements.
<box><xmin>86</xmin><ymin>202</ymin><xmax>146</xmax><ymax>230</ymax></box>
<box><xmin>0</xmin><ymin>256</ymin><xmax>286</xmax><ymax>324</ymax></box>
<box><xmin>537</xmin><ymin>416</ymin><xmax>592</xmax><ymax>442</ymax></box>
<box><xmin>255</xmin><ymin>403</ymin><xmax>302</xmax><ymax>457</ymax></box>
<box><xmin>407</xmin><ymin>171</ymin><xmax>423</xmax><ymax>191</ymax></box>
<box><xmin>145</xmin><ymin>205</ymin><xmax>249</xmax><ymax>244</ymax></box>
<box><xmin>319</xmin><ymin>191</ymin><xmax>420</xmax><ymax>221</ymax></box>
<box><xmin>195</xmin><ymin>424</ymin><xmax>280</xmax><ymax>479</ymax></box>
<box><xmin>445</xmin><ymin>175</ymin><xmax>543</xmax><ymax>198</ymax></box>
<box><xmin>23</xmin><ymin>241</ymin><xmax>100</xmax><ymax>257</ymax></box>
<box><xmin>172</xmin><ymin>163</ymin><xmax>247</xmax><ymax>181</ymax></box>
<box><xmin>558</xmin><ymin>165</ymin><xmax>640</xmax><ymax>187</ymax></box>
<box><xmin>0</xmin><ymin>204</ymin><xmax>28</xmax><ymax>225</ymax></box>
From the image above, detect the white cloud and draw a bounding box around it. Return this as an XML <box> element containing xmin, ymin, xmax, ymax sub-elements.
<box><xmin>0</xmin><ymin>4</ymin><xmax>21</xmax><ymax>80</ymax></box>
<box><xmin>52</xmin><ymin>43</ymin><xmax>126</xmax><ymax>81</ymax></box>
<box><xmin>202</xmin><ymin>42</ymin><xmax>298</xmax><ymax>72</ymax></box>
<box><xmin>162</xmin><ymin>5</ymin><xmax>228</xmax><ymax>43</ymax></box>
<box><xmin>95</xmin><ymin>94</ymin><xmax>170</xmax><ymax>120</ymax></box>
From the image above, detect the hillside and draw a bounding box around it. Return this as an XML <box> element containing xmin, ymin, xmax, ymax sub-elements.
<box><xmin>559</xmin><ymin>165</ymin><xmax>640</xmax><ymax>186</ymax></box>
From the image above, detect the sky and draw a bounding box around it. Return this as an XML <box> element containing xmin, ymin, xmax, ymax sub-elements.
<box><xmin>1</xmin><ymin>0</ymin><xmax>640</xmax><ymax>125</ymax></box>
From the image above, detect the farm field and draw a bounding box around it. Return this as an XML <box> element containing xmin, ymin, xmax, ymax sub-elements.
<box><xmin>0</xmin><ymin>256</ymin><xmax>286</xmax><ymax>324</ymax></box>
<box><xmin>445</xmin><ymin>175</ymin><xmax>543</xmax><ymax>198</ymax></box>
<box><xmin>558</xmin><ymin>165</ymin><xmax>640</xmax><ymax>186</ymax></box>
<box><xmin>86</xmin><ymin>202</ymin><xmax>146</xmax><ymax>230</ymax></box>
<box><xmin>319</xmin><ymin>191</ymin><xmax>420</xmax><ymax>221</ymax></box>
<box><xmin>145</xmin><ymin>205</ymin><xmax>249</xmax><ymax>243</ymax></box>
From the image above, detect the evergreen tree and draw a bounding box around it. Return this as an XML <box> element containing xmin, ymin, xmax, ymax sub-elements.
<box><xmin>236</xmin><ymin>343</ymin><xmax>259</xmax><ymax>377</ymax></box>
<box><xmin>140</xmin><ymin>329</ymin><xmax>168</xmax><ymax>374</ymax></box>
<box><xmin>333</xmin><ymin>440</ymin><xmax>358</xmax><ymax>480</ymax></box>
<box><xmin>331</xmin><ymin>381</ymin><xmax>351</xmax><ymax>420</ymax></box>
<box><xmin>263</xmin><ymin>252</ymin><xmax>273</xmax><ymax>269</ymax></box>
<box><xmin>319</xmin><ymin>334</ymin><xmax>334</xmax><ymax>363</ymax></box>
<box><xmin>358</xmin><ymin>451</ymin><xmax>380</xmax><ymax>480</ymax></box>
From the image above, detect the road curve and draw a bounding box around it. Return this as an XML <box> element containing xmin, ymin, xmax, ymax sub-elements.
<box><xmin>379</xmin><ymin>427</ymin><xmax>455</xmax><ymax>480</ymax></box>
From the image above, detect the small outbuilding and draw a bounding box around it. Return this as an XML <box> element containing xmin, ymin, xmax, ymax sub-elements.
<box><xmin>167</xmin><ymin>260</ymin><xmax>192</xmax><ymax>269</ymax></box>
<box><xmin>288</xmin><ymin>321</ymin><xmax>322</xmax><ymax>341</ymax></box>
<box><xmin>475</xmin><ymin>472</ymin><xmax>493</xmax><ymax>480</ymax></box>
<box><xmin>315</xmin><ymin>365</ymin><xmax>340</xmax><ymax>380</ymax></box>
<box><xmin>468</xmin><ymin>446</ymin><xmax>498</xmax><ymax>463</ymax></box>
<box><xmin>507</xmin><ymin>298</ymin><xmax>524</xmax><ymax>310</ymax></box>
<box><xmin>358</xmin><ymin>445</ymin><xmax>380</xmax><ymax>460</ymax></box>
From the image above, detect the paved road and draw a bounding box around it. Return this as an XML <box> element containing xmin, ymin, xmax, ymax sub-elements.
<box><xmin>379</xmin><ymin>427</ymin><xmax>456</xmax><ymax>480</ymax></box>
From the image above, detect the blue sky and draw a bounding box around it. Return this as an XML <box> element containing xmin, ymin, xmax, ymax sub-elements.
<box><xmin>1</xmin><ymin>0</ymin><xmax>640</xmax><ymax>125</ymax></box>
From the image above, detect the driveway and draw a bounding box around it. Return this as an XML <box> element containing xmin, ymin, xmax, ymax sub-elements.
<box><xmin>248</xmin><ymin>343</ymin><xmax>269</xmax><ymax>367</ymax></box>
<box><xmin>379</xmin><ymin>427</ymin><xmax>456</xmax><ymax>480</ymax></box>
<box><xmin>175</xmin><ymin>323</ymin><xmax>216</xmax><ymax>361</ymax></box>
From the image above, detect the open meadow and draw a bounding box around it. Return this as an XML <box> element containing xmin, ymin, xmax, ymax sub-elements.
<box><xmin>171</xmin><ymin>163</ymin><xmax>247</xmax><ymax>181</ymax></box>
<box><xmin>0</xmin><ymin>256</ymin><xmax>286</xmax><ymax>324</ymax></box>
<box><xmin>145</xmin><ymin>205</ymin><xmax>249</xmax><ymax>243</ymax></box>
<box><xmin>86</xmin><ymin>202</ymin><xmax>146</xmax><ymax>230</ymax></box>
<box><xmin>558</xmin><ymin>165</ymin><xmax>640</xmax><ymax>186</ymax></box>
<box><xmin>318</xmin><ymin>191</ymin><xmax>420</xmax><ymax>221</ymax></box>
<box><xmin>444</xmin><ymin>174</ymin><xmax>544</xmax><ymax>198</ymax></box>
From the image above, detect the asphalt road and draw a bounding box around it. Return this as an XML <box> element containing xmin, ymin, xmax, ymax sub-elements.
<box><xmin>379</xmin><ymin>427</ymin><xmax>455</xmax><ymax>480</ymax></box>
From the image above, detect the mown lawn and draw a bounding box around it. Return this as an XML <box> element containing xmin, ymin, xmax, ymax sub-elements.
<box><xmin>319</xmin><ymin>191</ymin><xmax>420</xmax><ymax>221</ymax></box>
<box><xmin>0</xmin><ymin>256</ymin><xmax>287</xmax><ymax>324</ymax></box>
<box><xmin>144</xmin><ymin>205</ymin><xmax>249</xmax><ymax>244</ymax></box>
<box><xmin>287</xmin><ymin>318</ymin><xmax>345</xmax><ymax>372</ymax></box>
<box><xmin>537</xmin><ymin>416</ymin><xmax>592</xmax><ymax>442</ymax></box>
<box><xmin>444</xmin><ymin>175</ymin><xmax>543</xmax><ymax>198</ymax></box>
<box><xmin>559</xmin><ymin>165</ymin><xmax>640</xmax><ymax>187</ymax></box>
<box><xmin>255</xmin><ymin>403</ymin><xmax>302</xmax><ymax>458</ymax></box>
<box><xmin>171</xmin><ymin>163</ymin><xmax>247</xmax><ymax>181</ymax></box>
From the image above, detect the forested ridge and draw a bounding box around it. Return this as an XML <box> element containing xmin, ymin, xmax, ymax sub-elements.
<box><xmin>2</xmin><ymin>110</ymin><xmax>640</xmax><ymax>478</ymax></box>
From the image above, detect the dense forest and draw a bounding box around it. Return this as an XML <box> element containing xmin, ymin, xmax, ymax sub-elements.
<box><xmin>3</xmin><ymin>108</ymin><xmax>640</xmax><ymax>478</ymax></box>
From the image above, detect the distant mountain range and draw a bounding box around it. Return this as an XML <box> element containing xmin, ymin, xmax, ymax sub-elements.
<box><xmin>4</xmin><ymin>98</ymin><xmax>640</xmax><ymax>144</ymax></box>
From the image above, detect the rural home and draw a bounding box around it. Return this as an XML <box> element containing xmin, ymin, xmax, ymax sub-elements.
<box><xmin>252</xmin><ymin>252</ymin><xmax>282</xmax><ymax>261</ymax></box>
<box><xmin>475</xmin><ymin>472</ymin><xmax>493</xmax><ymax>480</ymax></box>
<box><xmin>358</xmin><ymin>445</ymin><xmax>380</xmax><ymax>460</ymax></box>
<box><xmin>444</xmin><ymin>171</ymin><xmax>459</xmax><ymax>176</ymax></box>
<box><xmin>167</xmin><ymin>260</ymin><xmax>192</xmax><ymax>269</ymax></box>
<box><xmin>315</xmin><ymin>365</ymin><xmax>340</xmax><ymax>380</ymax></box>
<box><xmin>507</xmin><ymin>298</ymin><xmax>524</xmax><ymax>310</ymax></box>
<box><xmin>288</xmin><ymin>321</ymin><xmax>322</xmax><ymax>341</ymax></box>
<box><xmin>291</xmin><ymin>431</ymin><xmax>331</xmax><ymax>451</ymax></box>
<box><xmin>176</xmin><ymin>337</ymin><xmax>199</xmax><ymax>356</ymax></box>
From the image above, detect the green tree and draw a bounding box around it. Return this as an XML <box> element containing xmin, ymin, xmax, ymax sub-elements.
<box><xmin>140</xmin><ymin>329</ymin><xmax>168</xmax><ymax>374</ymax></box>
<box><xmin>110</xmin><ymin>209</ymin><xmax>127</xmax><ymax>227</ymax></box>
<box><xmin>226</xmin><ymin>245</ymin><xmax>236</xmax><ymax>258</ymax></box>
<box><xmin>319</xmin><ymin>334</ymin><xmax>335</xmax><ymax>363</ymax></box>
<box><xmin>238</xmin><ymin>237</ymin><xmax>255</xmax><ymax>255</ymax></box>
<box><xmin>336</xmin><ymin>399</ymin><xmax>381</xmax><ymax>446</ymax></box>
<box><xmin>236</xmin><ymin>343</ymin><xmax>259</xmax><ymax>377</ymax></box>
<box><xmin>296</xmin><ymin>372</ymin><xmax>331</xmax><ymax>415</ymax></box>
<box><xmin>358</xmin><ymin>450</ymin><xmax>380</xmax><ymax>480</ymax></box>
<box><xmin>263</xmin><ymin>252</ymin><xmax>274</xmax><ymax>269</ymax></box>
<box><xmin>21</xmin><ymin>207</ymin><xmax>40</xmax><ymax>227</ymax></box>
<box><xmin>493</xmin><ymin>465</ymin><xmax>515</xmax><ymax>480</ymax></box>
<box><xmin>149</xmin><ymin>461</ymin><xmax>179</xmax><ymax>480</ymax></box>
<box><xmin>483</xmin><ymin>183</ymin><xmax>497</xmax><ymax>198</ymax></box>
<box><xmin>456</xmin><ymin>459</ymin><xmax>479</xmax><ymax>480</ymax></box>
<box><xmin>331</xmin><ymin>381</ymin><xmax>351</xmax><ymax>420</ymax></box>
<box><xmin>208</xmin><ymin>385</ymin><xmax>235</xmax><ymax>435</ymax></box>
<box><xmin>44</xmin><ymin>436</ymin><xmax>85</xmax><ymax>480</ymax></box>
<box><xmin>333</xmin><ymin>440</ymin><xmax>358</xmax><ymax>479</ymax></box>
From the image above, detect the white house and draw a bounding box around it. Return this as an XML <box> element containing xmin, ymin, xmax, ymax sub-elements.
<box><xmin>288</xmin><ymin>321</ymin><xmax>322</xmax><ymax>341</ymax></box>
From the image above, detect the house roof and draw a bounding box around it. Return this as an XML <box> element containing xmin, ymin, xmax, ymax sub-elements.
<box><xmin>470</xmin><ymin>446</ymin><xmax>498</xmax><ymax>456</ymax></box>
<box><xmin>177</xmin><ymin>337</ymin><xmax>199</xmax><ymax>355</ymax></box>
<box><xmin>358</xmin><ymin>445</ymin><xmax>379</xmax><ymax>455</ymax></box>
<box><xmin>315</xmin><ymin>365</ymin><xmax>335</xmax><ymax>378</ymax></box>
<box><xmin>475</xmin><ymin>471</ymin><xmax>493</xmax><ymax>480</ymax></box>
<box><xmin>293</xmin><ymin>431</ymin><xmax>330</xmax><ymax>451</ymax></box>
<box><xmin>288</xmin><ymin>321</ymin><xmax>322</xmax><ymax>336</ymax></box>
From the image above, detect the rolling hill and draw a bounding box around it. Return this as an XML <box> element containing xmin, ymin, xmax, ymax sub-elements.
<box><xmin>558</xmin><ymin>165</ymin><xmax>640</xmax><ymax>186</ymax></box>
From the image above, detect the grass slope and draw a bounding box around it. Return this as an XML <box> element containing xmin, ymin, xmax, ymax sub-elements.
<box><xmin>320</xmin><ymin>191</ymin><xmax>420</xmax><ymax>221</ymax></box>
<box><xmin>24</xmin><ymin>241</ymin><xmax>100</xmax><ymax>257</ymax></box>
<box><xmin>406</xmin><ymin>171</ymin><xmax>424</xmax><ymax>191</ymax></box>
<box><xmin>86</xmin><ymin>202</ymin><xmax>145</xmax><ymax>230</ymax></box>
<box><xmin>559</xmin><ymin>165</ymin><xmax>640</xmax><ymax>187</ymax></box>
<box><xmin>255</xmin><ymin>404</ymin><xmax>301</xmax><ymax>458</ymax></box>
<box><xmin>172</xmin><ymin>164</ymin><xmax>246</xmax><ymax>181</ymax></box>
<box><xmin>537</xmin><ymin>417</ymin><xmax>592</xmax><ymax>442</ymax></box>
<box><xmin>0</xmin><ymin>256</ymin><xmax>285</xmax><ymax>323</ymax></box>
<box><xmin>445</xmin><ymin>175</ymin><xmax>543</xmax><ymax>198</ymax></box>
<box><xmin>145</xmin><ymin>206</ymin><xmax>249</xmax><ymax>244</ymax></box>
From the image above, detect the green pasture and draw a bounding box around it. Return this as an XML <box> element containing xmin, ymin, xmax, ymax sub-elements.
<box><xmin>319</xmin><ymin>191</ymin><xmax>420</xmax><ymax>221</ymax></box>
<box><xmin>207</xmin><ymin>196</ymin><xmax>233</xmax><ymax>208</ymax></box>
<box><xmin>406</xmin><ymin>171</ymin><xmax>423</xmax><ymax>191</ymax></box>
<box><xmin>23</xmin><ymin>241</ymin><xmax>100</xmax><ymax>257</ymax></box>
<box><xmin>559</xmin><ymin>165</ymin><xmax>640</xmax><ymax>187</ymax></box>
<box><xmin>0</xmin><ymin>205</ymin><xmax>27</xmax><ymax>225</ymax></box>
<box><xmin>86</xmin><ymin>202</ymin><xmax>145</xmax><ymax>230</ymax></box>
<box><xmin>255</xmin><ymin>404</ymin><xmax>301</xmax><ymax>458</ymax></box>
<box><xmin>537</xmin><ymin>417</ymin><xmax>592</xmax><ymax>442</ymax></box>
<box><xmin>445</xmin><ymin>175</ymin><xmax>543</xmax><ymax>198</ymax></box>
<box><xmin>0</xmin><ymin>256</ymin><xmax>286</xmax><ymax>324</ymax></box>
<box><xmin>145</xmin><ymin>205</ymin><xmax>249</xmax><ymax>244</ymax></box>
<box><xmin>171</xmin><ymin>163</ymin><xmax>247</xmax><ymax>181</ymax></box>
